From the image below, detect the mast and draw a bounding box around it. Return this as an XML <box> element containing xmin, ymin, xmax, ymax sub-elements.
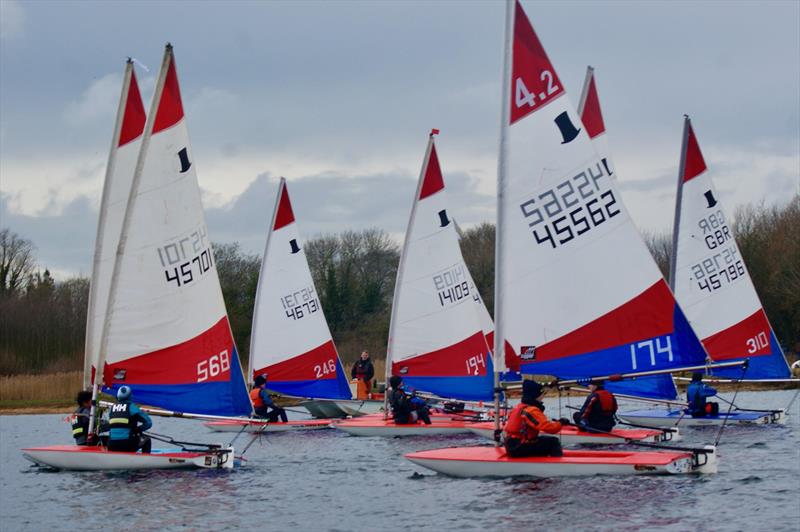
<box><xmin>90</xmin><ymin>45</ymin><xmax>174</xmax><ymax>435</ymax></box>
<box><xmin>492</xmin><ymin>0</ymin><xmax>514</xmax><ymax>444</ymax></box>
<box><xmin>384</xmin><ymin>130</ymin><xmax>438</xmax><ymax>417</ymax></box>
<box><xmin>576</xmin><ymin>65</ymin><xmax>594</xmax><ymax>119</ymax></box>
<box><xmin>248</xmin><ymin>177</ymin><xmax>286</xmax><ymax>383</ymax></box>
<box><xmin>84</xmin><ymin>59</ymin><xmax>134</xmax><ymax>390</ymax></box>
<box><xmin>669</xmin><ymin>115</ymin><xmax>690</xmax><ymax>291</ymax></box>
<box><xmin>86</xmin><ymin>59</ymin><xmax>137</xmax><ymax>434</ymax></box>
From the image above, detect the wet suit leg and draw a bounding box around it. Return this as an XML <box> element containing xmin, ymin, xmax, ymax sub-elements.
<box><xmin>415</xmin><ymin>406</ymin><xmax>432</xmax><ymax>425</ymax></box>
<box><xmin>266</xmin><ymin>407</ymin><xmax>288</xmax><ymax>423</ymax></box>
<box><xmin>505</xmin><ymin>435</ymin><xmax>563</xmax><ymax>457</ymax></box>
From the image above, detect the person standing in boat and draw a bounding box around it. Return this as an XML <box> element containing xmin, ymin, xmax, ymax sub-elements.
<box><xmin>71</xmin><ymin>391</ymin><xmax>93</xmax><ymax>446</ymax></box>
<box><xmin>686</xmin><ymin>373</ymin><xmax>718</xmax><ymax>417</ymax></box>
<box><xmin>572</xmin><ymin>379</ymin><xmax>618</xmax><ymax>432</ymax></box>
<box><xmin>250</xmin><ymin>375</ymin><xmax>288</xmax><ymax>422</ymax></box>
<box><xmin>351</xmin><ymin>351</ymin><xmax>375</xmax><ymax>400</ymax></box>
<box><xmin>107</xmin><ymin>386</ymin><xmax>152</xmax><ymax>453</ymax></box>
<box><xmin>388</xmin><ymin>375</ymin><xmax>432</xmax><ymax>425</ymax></box>
<box><xmin>503</xmin><ymin>380</ymin><xmax>568</xmax><ymax>457</ymax></box>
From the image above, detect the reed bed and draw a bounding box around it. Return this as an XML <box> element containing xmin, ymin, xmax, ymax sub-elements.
<box><xmin>0</xmin><ymin>371</ymin><xmax>82</xmax><ymax>403</ymax></box>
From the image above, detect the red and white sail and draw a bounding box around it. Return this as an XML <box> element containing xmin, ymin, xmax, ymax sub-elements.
<box><xmin>494</xmin><ymin>1</ymin><xmax>705</xmax><ymax>398</ymax></box>
<box><xmin>248</xmin><ymin>178</ymin><xmax>351</xmax><ymax>399</ymax></box>
<box><xmin>83</xmin><ymin>60</ymin><xmax>146</xmax><ymax>388</ymax></box>
<box><xmin>387</xmin><ymin>132</ymin><xmax>493</xmax><ymax>401</ymax></box>
<box><xmin>670</xmin><ymin>117</ymin><xmax>790</xmax><ymax>379</ymax></box>
<box><xmin>98</xmin><ymin>45</ymin><xmax>251</xmax><ymax>416</ymax></box>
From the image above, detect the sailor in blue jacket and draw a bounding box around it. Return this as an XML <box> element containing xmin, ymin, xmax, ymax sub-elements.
<box><xmin>686</xmin><ymin>373</ymin><xmax>718</xmax><ymax>417</ymax></box>
<box><xmin>108</xmin><ymin>386</ymin><xmax>153</xmax><ymax>453</ymax></box>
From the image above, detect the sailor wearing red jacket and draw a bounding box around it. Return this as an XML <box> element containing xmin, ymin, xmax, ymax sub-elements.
<box><xmin>503</xmin><ymin>380</ymin><xmax>567</xmax><ymax>457</ymax></box>
<box><xmin>573</xmin><ymin>379</ymin><xmax>618</xmax><ymax>432</ymax></box>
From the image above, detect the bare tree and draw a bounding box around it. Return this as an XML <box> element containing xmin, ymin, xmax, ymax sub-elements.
<box><xmin>0</xmin><ymin>229</ymin><xmax>36</xmax><ymax>296</ymax></box>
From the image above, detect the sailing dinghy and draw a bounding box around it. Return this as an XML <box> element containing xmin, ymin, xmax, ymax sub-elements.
<box><xmin>619</xmin><ymin>116</ymin><xmax>794</xmax><ymax>427</ymax></box>
<box><xmin>405</xmin><ymin>1</ymin><xmax>718</xmax><ymax>477</ymax></box>
<box><xmin>23</xmin><ymin>47</ymin><xmax>248</xmax><ymax>471</ymax></box>
<box><xmin>335</xmin><ymin>131</ymin><xmax>493</xmax><ymax>437</ymax></box>
<box><xmin>210</xmin><ymin>177</ymin><xmax>374</xmax><ymax>432</ymax></box>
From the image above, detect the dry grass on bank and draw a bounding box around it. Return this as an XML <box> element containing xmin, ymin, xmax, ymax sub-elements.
<box><xmin>0</xmin><ymin>371</ymin><xmax>82</xmax><ymax>405</ymax></box>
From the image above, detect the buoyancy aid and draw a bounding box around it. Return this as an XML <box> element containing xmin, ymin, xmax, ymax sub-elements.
<box><xmin>250</xmin><ymin>388</ymin><xmax>264</xmax><ymax>408</ymax></box>
<box><xmin>108</xmin><ymin>402</ymin><xmax>136</xmax><ymax>435</ymax></box>
<box><xmin>354</xmin><ymin>361</ymin><xmax>369</xmax><ymax>378</ymax></box>
<box><xmin>593</xmin><ymin>390</ymin><xmax>617</xmax><ymax>415</ymax></box>
<box><xmin>71</xmin><ymin>407</ymin><xmax>89</xmax><ymax>443</ymax></box>
<box><xmin>504</xmin><ymin>401</ymin><xmax>562</xmax><ymax>443</ymax></box>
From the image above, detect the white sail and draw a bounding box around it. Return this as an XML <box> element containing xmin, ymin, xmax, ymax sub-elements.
<box><xmin>671</xmin><ymin>117</ymin><xmax>790</xmax><ymax>379</ymax></box>
<box><xmin>387</xmin><ymin>132</ymin><xmax>493</xmax><ymax>400</ymax></box>
<box><xmin>83</xmin><ymin>60</ymin><xmax>146</xmax><ymax>389</ymax></box>
<box><xmin>495</xmin><ymin>1</ymin><xmax>705</xmax><ymax>397</ymax></box>
<box><xmin>97</xmin><ymin>45</ymin><xmax>251</xmax><ymax>416</ymax></box>
<box><xmin>248</xmin><ymin>178</ymin><xmax>351</xmax><ymax>399</ymax></box>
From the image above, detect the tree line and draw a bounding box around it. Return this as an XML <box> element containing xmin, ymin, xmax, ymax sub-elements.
<box><xmin>1</xmin><ymin>195</ymin><xmax>797</xmax><ymax>375</ymax></box>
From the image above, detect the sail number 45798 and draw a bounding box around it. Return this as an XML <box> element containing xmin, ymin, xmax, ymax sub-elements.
<box><xmin>197</xmin><ymin>350</ymin><xmax>231</xmax><ymax>382</ymax></box>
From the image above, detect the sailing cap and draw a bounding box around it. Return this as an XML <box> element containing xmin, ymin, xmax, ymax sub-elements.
<box><xmin>254</xmin><ymin>375</ymin><xmax>267</xmax><ymax>387</ymax></box>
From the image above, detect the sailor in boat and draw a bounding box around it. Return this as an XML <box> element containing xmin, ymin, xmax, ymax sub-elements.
<box><xmin>502</xmin><ymin>380</ymin><xmax>568</xmax><ymax>458</ymax></box>
<box><xmin>686</xmin><ymin>373</ymin><xmax>719</xmax><ymax>418</ymax></box>
<box><xmin>572</xmin><ymin>379</ymin><xmax>618</xmax><ymax>432</ymax></box>
<box><xmin>351</xmin><ymin>350</ymin><xmax>375</xmax><ymax>400</ymax></box>
<box><xmin>71</xmin><ymin>391</ymin><xmax>93</xmax><ymax>446</ymax></box>
<box><xmin>251</xmin><ymin>375</ymin><xmax>288</xmax><ymax>422</ymax></box>
<box><xmin>107</xmin><ymin>386</ymin><xmax>152</xmax><ymax>453</ymax></box>
<box><xmin>388</xmin><ymin>375</ymin><xmax>432</xmax><ymax>425</ymax></box>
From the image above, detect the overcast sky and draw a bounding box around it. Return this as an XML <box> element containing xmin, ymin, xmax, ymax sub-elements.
<box><xmin>1</xmin><ymin>0</ymin><xmax>798</xmax><ymax>279</ymax></box>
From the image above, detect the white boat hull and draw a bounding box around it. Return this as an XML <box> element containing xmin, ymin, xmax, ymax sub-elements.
<box><xmin>204</xmin><ymin>419</ymin><xmax>332</xmax><ymax>433</ymax></box>
<box><xmin>22</xmin><ymin>445</ymin><xmax>234</xmax><ymax>471</ymax></box>
<box><xmin>618</xmin><ymin>409</ymin><xmax>786</xmax><ymax>428</ymax></box>
<box><xmin>405</xmin><ymin>445</ymin><xmax>717</xmax><ymax>478</ymax></box>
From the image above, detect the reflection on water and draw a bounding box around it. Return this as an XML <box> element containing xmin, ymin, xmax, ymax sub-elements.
<box><xmin>1</xmin><ymin>390</ymin><xmax>798</xmax><ymax>531</ymax></box>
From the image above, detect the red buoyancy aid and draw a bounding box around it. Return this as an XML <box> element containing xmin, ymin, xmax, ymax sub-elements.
<box><xmin>594</xmin><ymin>390</ymin><xmax>617</xmax><ymax>415</ymax></box>
<box><xmin>504</xmin><ymin>403</ymin><xmax>561</xmax><ymax>443</ymax></box>
<box><xmin>250</xmin><ymin>388</ymin><xmax>264</xmax><ymax>408</ymax></box>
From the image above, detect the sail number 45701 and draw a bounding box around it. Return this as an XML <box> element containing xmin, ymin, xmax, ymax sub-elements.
<box><xmin>197</xmin><ymin>350</ymin><xmax>231</xmax><ymax>382</ymax></box>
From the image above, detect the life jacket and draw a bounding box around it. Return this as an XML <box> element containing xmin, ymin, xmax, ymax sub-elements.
<box><xmin>504</xmin><ymin>403</ymin><xmax>540</xmax><ymax>443</ymax></box>
<box><xmin>354</xmin><ymin>361</ymin><xmax>369</xmax><ymax>378</ymax></box>
<box><xmin>71</xmin><ymin>408</ymin><xmax>89</xmax><ymax>443</ymax></box>
<box><xmin>108</xmin><ymin>402</ymin><xmax>136</xmax><ymax>434</ymax></box>
<box><xmin>250</xmin><ymin>388</ymin><xmax>264</xmax><ymax>408</ymax></box>
<box><xmin>593</xmin><ymin>390</ymin><xmax>617</xmax><ymax>416</ymax></box>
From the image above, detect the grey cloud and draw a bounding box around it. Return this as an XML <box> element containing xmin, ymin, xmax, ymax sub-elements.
<box><xmin>1</xmin><ymin>169</ymin><xmax>493</xmax><ymax>278</ymax></box>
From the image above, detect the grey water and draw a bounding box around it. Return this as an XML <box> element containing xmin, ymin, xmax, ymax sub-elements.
<box><xmin>1</xmin><ymin>390</ymin><xmax>798</xmax><ymax>531</ymax></box>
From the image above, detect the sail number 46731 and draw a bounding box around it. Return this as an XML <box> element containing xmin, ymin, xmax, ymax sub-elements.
<box><xmin>197</xmin><ymin>350</ymin><xmax>230</xmax><ymax>382</ymax></box>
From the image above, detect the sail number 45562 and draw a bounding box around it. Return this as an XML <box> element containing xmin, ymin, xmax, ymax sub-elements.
<box><xmin>197</xmin><ymin>350</ymin><xmax>230</xmax><ymax>382</ymax></box>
